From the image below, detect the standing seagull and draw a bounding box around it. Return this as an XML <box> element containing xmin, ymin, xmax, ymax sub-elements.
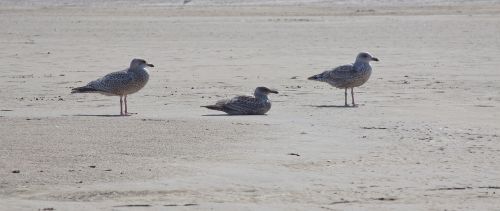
<box><xmin>71</xmin><ymin>58</ymin><xmax>154</xmax><ymax>116</ymax></box>
<box><xmin>308</xmin><ymin>52</ymin><xmax>378</xmax><ymax>107</ymax></box>
<box><xmin>202</xmin><ymin>87</ymin><xmax>278</xmax><ymax>115</ymax></box>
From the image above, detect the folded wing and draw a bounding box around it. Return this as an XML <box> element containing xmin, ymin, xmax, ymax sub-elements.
<box><xmin>86</xmin><ymin>70</ymin><xmax>133</xmax><ymax>94</ymax></box>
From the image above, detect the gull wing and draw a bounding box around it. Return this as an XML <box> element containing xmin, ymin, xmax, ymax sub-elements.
<box><xmin>327</xmin><ymin>64</ymin><xmax>354</xmax><ymax>80</ymax></box>
<box><xmin>222</xmin><ymin>96</ymin><xmax>262</xmax><ymax>115</ymax></box>
<box><xmin>87</xmin><ymin>69</ymin><xmax>133</xmax><ymax>94</ymax></box>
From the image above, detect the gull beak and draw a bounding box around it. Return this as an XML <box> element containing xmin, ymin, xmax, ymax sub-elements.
<box><xmin>269</xmin><ymin>89</ymin><xmax>279</xmax><ymax>94</ymax></box>
<box><xmin>147</xmin><ymin>63</ymin><xmax>155</xmax><ymax>67</ymax></box>
<box><xmin>371</xmin><ymin>57</ymin><xmax>379</xmax><ymax>62</ymax></box>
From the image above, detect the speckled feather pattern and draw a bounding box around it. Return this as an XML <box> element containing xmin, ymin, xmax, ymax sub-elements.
<box><xmin>82</xmin><ymin>67</ymin><xmax>149</xmax><ymax>96</ymax></box>
<box><xmin>315</xmin><ymin>62</ymin><xmax>372</xmax><ymax>89</ymax></box>
<box><xmin>204</xmin><ymin>87</ymin><xmax>276</xmax><ymax>115</ymax></box>
<box><xmin>215</xmin><ymin>95</ymin><xmax>272</xmax><ymax>115</ymax></box>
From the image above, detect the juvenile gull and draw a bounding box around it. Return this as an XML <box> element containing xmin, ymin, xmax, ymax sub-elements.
<box><xmin>308</xmin><ymin>52</ymin><xmax>378</xmax><ymax>107</ymax></box>
<box><xmin>71</xmin><ymin>58</ymin><xmax>154</xmax><ymax>116</ymax></box>
<box><xmin>202</xmin><ymin>87</ymin><xmax>278</xmax><ymax>115</ymax></box>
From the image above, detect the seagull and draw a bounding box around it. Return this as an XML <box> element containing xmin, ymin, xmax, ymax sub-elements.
<box><xmin>71</xmin><ymin>58</ymin><xmax>154</xmax><ymax>116</ymax></box>
<box><xmin>308</xmin><ymin>52</ymin><xmax>378</xmax><ymax>107</ymax></box>
<box><xmin>202</xmin><ymin>87</ymin><xmax>278</xmax><ymax>115</ymax></box>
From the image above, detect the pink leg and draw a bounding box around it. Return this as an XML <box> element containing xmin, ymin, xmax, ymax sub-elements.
<box><xmin>351</xmin><ymin>88</ymin><xmax>356</xmax><ymax>107</ymax></box>
<box><xmin>344</xmin><ymin>88</ymin><xmax>348</xmax><ymax>107</ymax></box>
<box><xmin>124</xmin><ymin>95</ymin><xmax>128</xmax><ymax>114</ymax></box>
<box><xmin>120</xmin><ymin>95</ymin><xmax>124</xmax><ymax>115</ymax></box>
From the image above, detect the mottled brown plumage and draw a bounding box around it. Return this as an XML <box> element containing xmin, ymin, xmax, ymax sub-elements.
<box><xmin>202</xmin><ymin>87</ymin><xmax>278</xmax><ymax>115</ymax></box>
<box><xmin>308</xmin><ymin>52</ymin><xmax>378</xmax><ymax>106</ymax></box>
<box><xmin>71</xmin><ymin>58</ymin><xmax>154</xmax><ymax>115</ymax></box>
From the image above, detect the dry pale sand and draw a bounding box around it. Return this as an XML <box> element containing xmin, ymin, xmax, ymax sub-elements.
<box><xmin>1</xmin><ymin>1</ymin><xmax>500</xmax><ymax>210</ymax></box>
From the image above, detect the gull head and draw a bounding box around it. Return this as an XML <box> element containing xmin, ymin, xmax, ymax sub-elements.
<box><xmin>130</xmin><ymin>58</ymin><xmax>154</xmax><ymax>69</ymax></box>
<box><xmin>255</xmin><ymin>86</ymin><xmax>279</xmax><ymax>96</ymax></box>
<box><xmin>355</xmin><ymin>52</ymin><xmax>379</xmax><ymax>63</ymax></box>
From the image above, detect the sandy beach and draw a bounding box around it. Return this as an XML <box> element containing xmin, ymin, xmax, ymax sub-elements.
<box><xmin>1</xmin><ymin>0</ymin><xmax>500</xmax><ymax>210</ymax></box>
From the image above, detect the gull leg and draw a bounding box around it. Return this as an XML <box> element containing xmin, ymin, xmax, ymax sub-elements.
<box><xmin>124</xmin><ymin>95</ymin><xmax>128</xmax><ymax>114</ymax></box>
<box><xmin>351</xmin><ymin>88</ymin><xmax>356</xmax><ymax>107</ymax></box>
<box><xmin>344</xmin><ymin>88</ymin><xmax>348</xmax><ymax>107</ymax></box>
<box><xmin>123</xmin><ymin>95</ymin><xmax>136</xmax><ymax>115</ymax></box>
<box><xmin>120</xmin><ymin>95</ymin><xmax>124</xmax><ymax>116</ymax></box>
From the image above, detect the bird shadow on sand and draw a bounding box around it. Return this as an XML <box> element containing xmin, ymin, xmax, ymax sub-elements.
<box><xmin>202</xmin><ymin>114</ymin><xmax>268</xmax><ymax>117</ymax></box>
<box><xmin>309</xmin><ymin>105</ymin><xmax>358</xmax><ymax>108</ymax></box>
<box><xmin>72</xmin><ymin>114</ymin><xmax>128</xmax><ymax>117</ymax></box>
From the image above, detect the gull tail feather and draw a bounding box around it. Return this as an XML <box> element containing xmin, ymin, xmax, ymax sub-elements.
<box><xmin>201</xmin><ymin>105</ymin><xmax>223</xmax><ymax>111</ymax></box>
<box><xmin>71</xmin><ymin>86</ymin><xmax>100</xmax><ymax>94</ymax></box>
<box><xmin>308</xmin><ymin>74</ymin><xmax>322</xmax><ymax>81</ymax></box>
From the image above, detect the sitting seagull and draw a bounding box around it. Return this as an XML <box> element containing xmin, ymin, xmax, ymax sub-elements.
<box><xmin>71</xmin><ymin>58</ymin><xmax>154</xmax><ymax>116</ymax></box>
<box><xmin>202</xmin><ymin>87</ymin><xmax>278</xmax><ymax>115</ymax></box>
<box><xmin>308</xmin><ymin>52</ymin><xmax>378</xmax><ymax>107</ymax></box>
